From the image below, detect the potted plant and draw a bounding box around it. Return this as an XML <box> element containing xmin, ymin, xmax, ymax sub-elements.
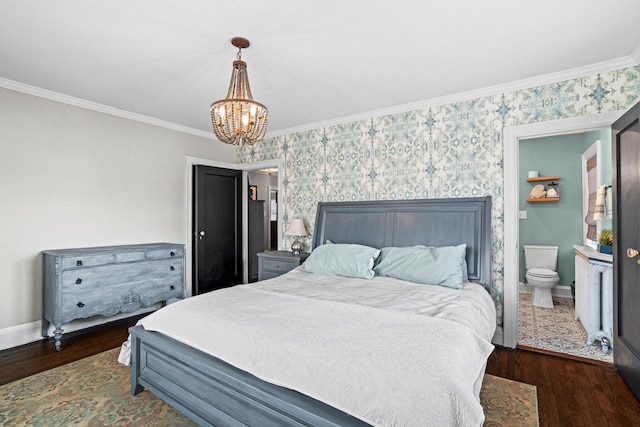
<box><xmin>598</xmin><ymin>229</ymin><xmax>613</xmax><ymax>254</ymax></box>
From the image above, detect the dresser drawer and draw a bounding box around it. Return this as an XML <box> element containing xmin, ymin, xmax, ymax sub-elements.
<box><xmin>115</xmin><ymin>251</ymin><xmax>146</xmax><ymax>263</ymax></box>
<box><xmin>61</xmin><ymin>254</ymin><xmax>114</xmax><ymax>269</ymax></box>
<box><xmin>61</xmin><ymin>258</ymin><xmax>182</xmax><ymax>288</ymax></box>
<box><xmin>262</xmin><ymin>258</ymin><xmax>296</xmax><ymax>273</ymax></box>
<box><xmin>60</xmin><ymin>279</ymin><xmax>182</xmax><ymax>323</ymax></box>
<box><xmin>146</xmin><ymin>247</ymin><xmax>183</xmax><ymax>260</ymax></box>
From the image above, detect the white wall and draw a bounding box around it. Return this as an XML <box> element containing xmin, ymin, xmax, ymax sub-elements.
<box><xmin>0</xmin><ymin>87</ymin><xmax>235</xmax><ymax>330</ymax></box>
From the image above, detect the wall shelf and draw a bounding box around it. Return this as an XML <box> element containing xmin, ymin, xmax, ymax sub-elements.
<box><xmin>526</xmin><ymin>175</ymin><xmax>560</xmax><ymax>202</ymax></box>
<box><xmin>527</xmin><ymin>175</ymin><xmax>560</xmax><ymax>182</ymax></box>
<box><xmin>526</xmin><ymin>197</ymin><xmax>560</xmax><ymax>203</ymax></box>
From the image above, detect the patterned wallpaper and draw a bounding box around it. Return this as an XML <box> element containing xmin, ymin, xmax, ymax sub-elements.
<box><xmin>237</xmin><ymin>66</ymin><xmax>640</xmax><ymax>326</ymax></box>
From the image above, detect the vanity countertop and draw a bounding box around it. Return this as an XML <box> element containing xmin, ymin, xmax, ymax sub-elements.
<box><xmin>574</xmin><ymin>245</ymin><xmax>613</xmax><ymax>263</ymax></box>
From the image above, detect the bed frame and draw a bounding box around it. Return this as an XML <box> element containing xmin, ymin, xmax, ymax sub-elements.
<box><xmin>129</xmin><ymin>196</ymin><xmax>492</xmax><ymax>426</ymax></box>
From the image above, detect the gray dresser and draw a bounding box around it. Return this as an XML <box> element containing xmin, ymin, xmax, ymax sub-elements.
<box><xmin>42</xmin><ymin>243</ymin><xmax>185</xmax><ymax>350</ymax></box>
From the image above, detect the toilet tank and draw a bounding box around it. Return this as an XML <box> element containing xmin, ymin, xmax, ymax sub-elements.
<box><xmin>523</xmin><ymin>245</ymin><xmax>559</xmax><ymax>270</ymax></box>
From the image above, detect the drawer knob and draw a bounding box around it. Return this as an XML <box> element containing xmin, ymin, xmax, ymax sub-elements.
<box><xmin>170</xmin><ymin>266</ymin><xmax>175</xmax><ymax>271</ymax></box>
<box><xmin>170</xmin><ymin>251</ymin><xmax>175</xmax><ymax>257</ymax></box>
<box><xmin>170</xmin><ymin>285</ymin><xmax>175</xmax><ymax>290</ymax></box>
<box><xmin>275</xmin><ymin>264</ymin><xmax>279</xmax><ymax>268</ymax></box>
<box><xmin>77</xmin><ymin>302</ymin><xmax>85</xmax><ymax>308</ymax></box>
<box><xmin>76</xmin><ymin>260</ymin><xmax>83</xmax><ymax>266</ymax></box>
<box><xmin>75</xmin><ymin>278</ymin><xmax>82</xmax><ymax>285</ymax></box>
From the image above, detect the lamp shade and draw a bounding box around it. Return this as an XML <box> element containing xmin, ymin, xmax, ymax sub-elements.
<box><xmin>285</xmin><ymin>218</ymin><xmax>308</xmax><ymax>236</ymax></box>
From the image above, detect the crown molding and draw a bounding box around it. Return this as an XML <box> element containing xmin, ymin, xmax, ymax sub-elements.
<box><xmin>266</xmin><ymin>55</ymin><xmax>639</xmax><ymax>139</ymax></box>
<box><xmin>2</xmin><ymin>53</ymin><xmax>638</xmax><ymax>143</ymax></box>
<box><xmin>632</xmin><ymin>42</ymin><xmax>640</xmax><ymax>65</ymax></box>
<box><xmin>0</xmin><ymin>77</ymin><xmax>215</xmax><ymax>140</ymax></box>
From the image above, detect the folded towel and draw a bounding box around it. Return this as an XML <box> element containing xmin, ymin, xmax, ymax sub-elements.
<box><xmin>605</xmin><ymin>186</ymin><xmax>613</xmax><ymax>217</ymax></box>
<box><xmin>594</xmin><ymin>185</ymin><xmax>606</xmax><ymax>220</ymax></box>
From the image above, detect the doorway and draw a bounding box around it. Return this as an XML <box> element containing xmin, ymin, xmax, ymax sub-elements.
<box><xmin>516</xmin><ymin>131</ymin><xmax>613</xmax><ymax>363</ymax></box>
<box><xmin>192</xmin><ymin>165</ymin><xmax>243</xmax><ymax>295</ymax></box>
<box><xmin>184</xmin><ymin>157</ymin><xmax>284</xmax><ymax>297</ymax></box>
<box><xmin>246</xmin><ymin>169</ymin><xmax>279</xmax><ymax>282</ymax></box>
<box><xmin>502</xmin><ymin>111</ymin><xmax>625</xmax><ymax>349</ymax></box>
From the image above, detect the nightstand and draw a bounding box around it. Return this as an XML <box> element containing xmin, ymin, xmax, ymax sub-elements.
<box><xmin>257</xmin><ymin>251</ymin><xmax>310</xmax><ymax>280</ymax></box>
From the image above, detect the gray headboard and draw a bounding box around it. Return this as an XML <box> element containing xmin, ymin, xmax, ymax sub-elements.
<box><xmin>311</xmin><ymin>197</ymin><xmax>492</xmax><ymax>290</ymax></box>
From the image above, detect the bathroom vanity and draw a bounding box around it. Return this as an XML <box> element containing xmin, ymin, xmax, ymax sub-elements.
<box><xmin>574</xmin><ymin>245</ymin><xmax>613</xmax><ymax>353</ymax></box>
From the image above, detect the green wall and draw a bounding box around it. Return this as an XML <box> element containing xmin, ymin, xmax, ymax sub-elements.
<box><xmin>518</xmin><ymin>129</ymin><xmax>611</xmax><ymax>286</ymax></box>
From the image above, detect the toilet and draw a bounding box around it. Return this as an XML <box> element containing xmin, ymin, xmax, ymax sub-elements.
<box><xmin>524</xmin><ymin>245</ymin><xmax>560</xmax><ymax>308</ymax></box>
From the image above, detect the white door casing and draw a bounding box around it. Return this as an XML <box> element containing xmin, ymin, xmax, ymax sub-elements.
<box><xmin>184</xmin><ymin>156</ymin><xmax>284</xmax><ymax>298</ymax></box>
<box><xmin>502</xmin><ymin>111</ymin><xmax>624</xmax><ymax>348</ymax></box>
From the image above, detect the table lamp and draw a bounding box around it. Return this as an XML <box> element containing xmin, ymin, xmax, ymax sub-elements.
<box><xmin>285</xmin><ymin>218</ymin><xmax>308</xmax><ymax>254</ymax></box>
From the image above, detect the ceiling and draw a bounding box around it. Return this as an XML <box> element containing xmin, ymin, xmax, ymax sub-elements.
<box><xmin>1</xmin><ymin>1</ymin><xmax>639</xmax><ymax>140</ymax></box>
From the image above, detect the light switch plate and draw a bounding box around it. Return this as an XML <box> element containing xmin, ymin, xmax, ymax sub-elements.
<box><xmin>518</xmin><ymin>210</ymin><xmax>528</xmax><ymax>219</ymax></box>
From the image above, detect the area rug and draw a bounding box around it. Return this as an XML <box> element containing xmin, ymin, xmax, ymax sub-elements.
<box><xmin>0</xmin><ymin>348</ymin><xmax>538</xmax><ymax>426</ymax></box>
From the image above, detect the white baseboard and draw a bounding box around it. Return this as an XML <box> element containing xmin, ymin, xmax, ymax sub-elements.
<box><xmin>0</xmin><ymin>320</ymin><xmax>43</xmax><ymax>351</ymax></box>
<box><xmin>0</xmin><ymin>305</ymin><xmax>159</xmax><ymax>351</ymax></box>
<box><xmin>492</xmin><ymin>326</ymin><xmax>504</xmax><ymax>346</ymax></box>
<box><xmin>519</xmin><ymin>282</ymin><xmax>573</xmax><ymax>299</ymax></box>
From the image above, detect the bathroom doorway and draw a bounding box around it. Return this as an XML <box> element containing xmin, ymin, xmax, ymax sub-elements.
<box><xmin>268</xmin><ymin>186</ymin><xmax>278</xmax><ymax>250</ymax></box>
<box><xmin>503</xmin><ymin>112</ymin><xmax>623</xmax><ymax>350</ymax></box>
<box><xmin>246</xmin><ymin>168</ymin><xmax>280</xmax><ymax>280</ymax></box>
<box><xmin>516</xmin><ymin>129</ymin><xmax>613</xmax><ymax>363</ymax></box>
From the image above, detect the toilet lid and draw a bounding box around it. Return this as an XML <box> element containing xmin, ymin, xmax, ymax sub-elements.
<box><xmin>528</xmin><ymin>268</ymin><xmax>558</xmax><ymax>278</ymax></box>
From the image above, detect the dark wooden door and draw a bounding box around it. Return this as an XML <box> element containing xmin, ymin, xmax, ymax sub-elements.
<box><xmin>193</xmin><ymin>166</ymin><xmax>242</xmax><ymax>295</ymax></box>
<box><xmin>613</xmin><ymin>101</ymin><xmax>640</xmax><ymax>398</ymax></box>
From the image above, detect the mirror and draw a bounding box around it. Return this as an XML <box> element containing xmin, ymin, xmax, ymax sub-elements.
<box><xmin>269</xmin><ymin>187</ymin><xmax>278</xmax><ymax>250</ymax></box>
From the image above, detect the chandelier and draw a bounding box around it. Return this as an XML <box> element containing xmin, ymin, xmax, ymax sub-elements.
<box><xmin>210</xmin><ymin>37</ymin><xmax>268</xmax><ymax>146</ymax></box>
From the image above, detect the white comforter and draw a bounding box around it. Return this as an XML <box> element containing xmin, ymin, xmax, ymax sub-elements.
<box><xmin>130</xmin><ymin>268</ymin><xmax>496</xmax><ymax>426</ymax></box>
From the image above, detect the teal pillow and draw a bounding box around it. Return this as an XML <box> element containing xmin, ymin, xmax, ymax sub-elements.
<box><xmin>373</xmin><ymin>244</ymin><xmax>467</xmax><ymax>288</ymax></box>
<box><xmin>304</xmin><ymin>242</ymin><xmax>380</xmax><ymax>279</ymax></box>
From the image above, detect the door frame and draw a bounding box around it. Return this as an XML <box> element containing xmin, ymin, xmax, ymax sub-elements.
<box><xmin>502</xmin><ymin>111</ymin><xmax>624</xmax><ymax>348</ymax></box>
<box><xmin>184</xmin><ymin>156</ymin><xmax>284</xmax><ymax>298</ymax></box>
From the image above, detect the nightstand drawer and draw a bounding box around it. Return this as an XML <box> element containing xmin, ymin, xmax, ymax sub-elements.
<box><xmin>262</xmin><ymin>258</ymin><xmax>296</xmax><ymax>273</ymax></box>
<box><xmin>261</xmin><ymin>270</ymin><xmax>286</xmax><ymax>280</ymax></box>
<box><xmin>257</xmin><ymin>251</ymin><xmax>309</xmax><ymax>281</ymax></box>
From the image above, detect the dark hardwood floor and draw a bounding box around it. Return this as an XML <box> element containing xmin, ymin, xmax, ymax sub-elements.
<box><xmin>2</xmin><ymin>317</ymin><xmax>640</xmax><ymax>426</ymax></box>
<box><xmin>486</xmin><ymin>346</ymin><xmax>640</xmax><ymax>426</ymax></box>
<box><xmin>0</xmin><ymin>314</ymin><xmax>145</xmax><ymax>386</ymax></box>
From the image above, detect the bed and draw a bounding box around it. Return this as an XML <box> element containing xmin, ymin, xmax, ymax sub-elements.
<box><xmin>126</xmin><ymin>197</ymin><xmax>495</xmax><ymax>426</ymax></box>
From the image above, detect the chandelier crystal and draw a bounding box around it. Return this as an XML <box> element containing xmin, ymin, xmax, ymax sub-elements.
<box><xmin>210</xmin><ymin>37</ymin><xmax>268</xmax><ymax>146</ymax></box>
